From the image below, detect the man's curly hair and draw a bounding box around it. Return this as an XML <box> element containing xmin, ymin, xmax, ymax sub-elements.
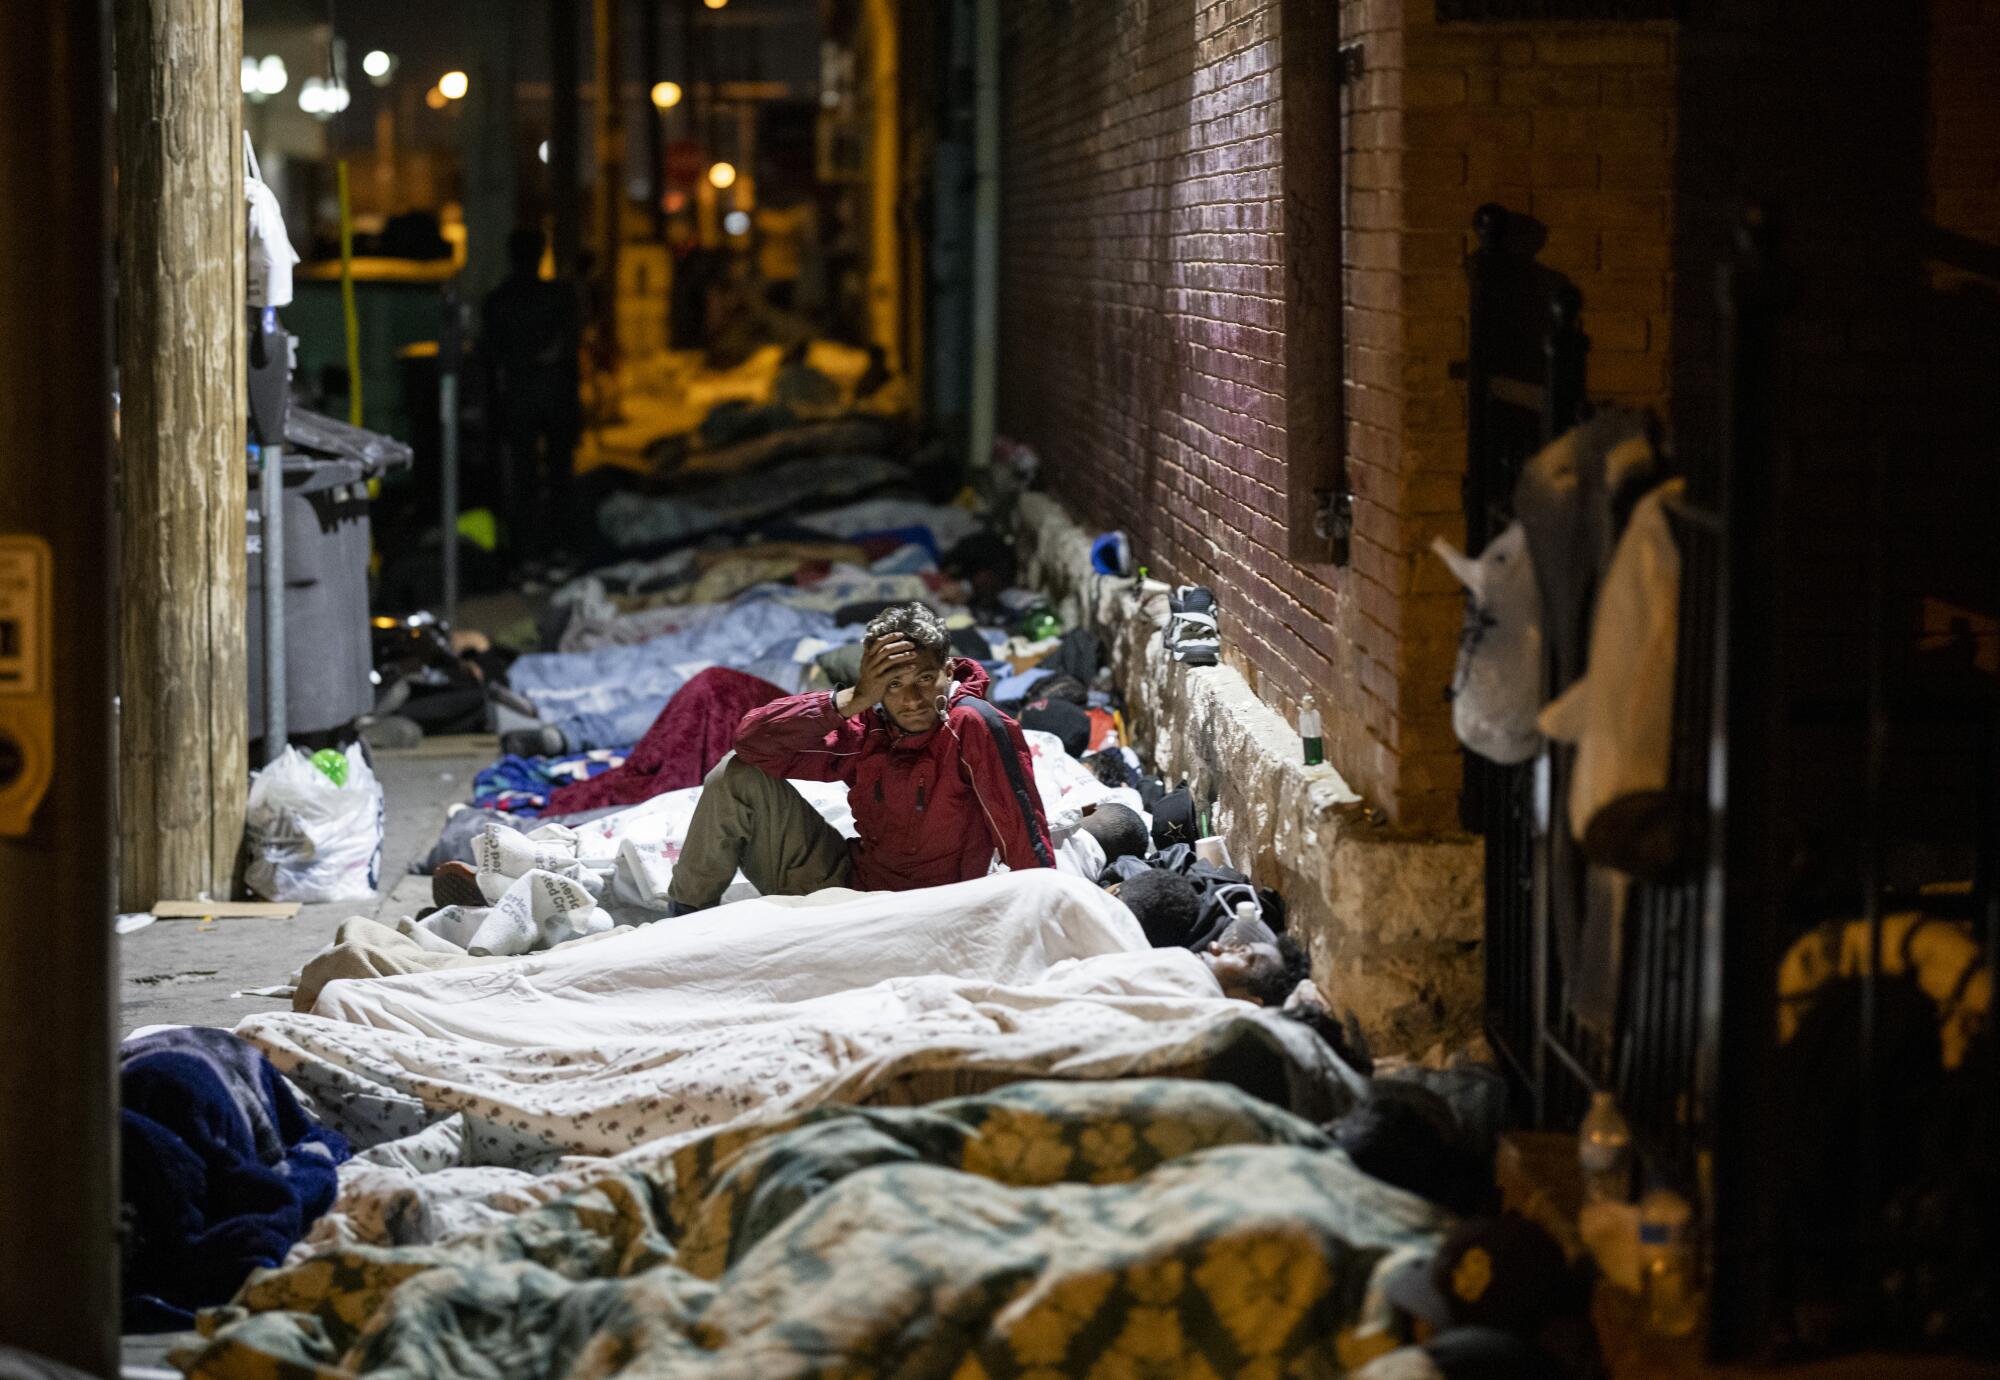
<box><xmin>863</xmin><ymin>603</ymin><xmax>951</xmax><ymax>661</ymax></box>
<box><xmin>1244</xmin><ymin>932</ymin><xmax>1311</xmax><ymax>1008</ymax></box>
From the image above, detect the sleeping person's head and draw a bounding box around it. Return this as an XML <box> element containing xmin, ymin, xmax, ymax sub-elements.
<box><xmin>1204</xmin><ymin>929</ymin><xmax>1310</xmax><ymax>1006</ymax></box>
<box><xmin>1112</xmin><ymin>869</ymin><xmax>1198</xmax><ymax>948</ymax></box>
<box><xmin>1112</xmin><ymin>870</ymin><xmax>1308</xmax><ymax>1003</ymax></box>
<box><xmin>1330</xmin><ymin>1081</ymin><xmax>1492</xmax><ymax>1218</ymax></box>
<box><xmin>1079</xmin><ymin>803</ymin><xmax>1150</xmax><ymax>865</ymax></box>
<box><xmin>861</xmin><ymin>603</ymin><xmax>952</xmax><ymax>734</ymax></box>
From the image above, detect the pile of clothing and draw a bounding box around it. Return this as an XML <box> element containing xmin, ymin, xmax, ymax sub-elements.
<box><xmin>119</xmin><ymin>1027</ymin><xmax>349</xmax><ymax>1332</ymax></box>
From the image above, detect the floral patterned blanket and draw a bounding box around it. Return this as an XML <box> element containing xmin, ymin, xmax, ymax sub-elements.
<box><xmin>182</xmin><ymin>1079</ymin><xmax>1442</xmax><ymax>1379</ymax></box>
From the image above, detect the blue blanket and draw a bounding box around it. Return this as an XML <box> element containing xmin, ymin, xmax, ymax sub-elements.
<box><xmin>470</xmin><ymin>747</ymin><xmax>627</xmax><ymax>816</ymax></box>
<box><xmin>119</xmin><ymin>1027</ymin><xmax>349</xmax><ymax>1332</ymax></box>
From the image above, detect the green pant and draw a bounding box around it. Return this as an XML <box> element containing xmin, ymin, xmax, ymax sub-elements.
<box><xmin>667</xmin><ymin>756</ymin><xmax>854</xmax><ymax>908</ymax></box>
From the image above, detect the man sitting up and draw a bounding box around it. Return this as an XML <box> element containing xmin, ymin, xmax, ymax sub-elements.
<box><xmin>665</xmin><ymin>603</ymin><xmax>1054</xmax><ymax>914</ymax></box>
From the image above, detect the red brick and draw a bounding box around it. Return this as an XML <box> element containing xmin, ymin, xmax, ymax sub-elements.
<box><xmin>1404</xmin><ymin>312</ymin><xmax>1467</xmax><ymax>351</ymax></box>
<box><xmin>1599</xmin><ymin>230</ymin><xmax>1671</xmax><ymax>270</ymax></box>
<box><xmin>1499</xmin><ymin>70</ymin><xmax>1601</xmax><ymax>108</ymax></box>
<box><xmin>1587</xmin><ymin>349</ymin><xmax>1668</xmax><ymax>395</ymax></box>
<box><xmin>1404</xmin><ymin>69</ymin><xmax>1469</xmax><ymax>108</ymax></box>
<box><xmin>1398</xmin><ymin>273</ymin><xmax>1470</xmax><ymax>317</ymax></box>
<box><xmin>1403</xmin><ymin>150</ymin><xmax>1468</xmax><ymax>189</ymax></box>
<box><xmin>1539</xmin><ymin>227</ymin><xmax>1602</xmax><ymax>272</ymax></box>
<box><xmin>1466</xmin><ymin>149</ymin><xmax>1533</xmax><ymax>187</ymax></box>
<box><xmin>1582</xmin><ymin>310</ymin><xmax>1649</xmax><ymax>352</ymax></box>
<box><xmin>1599</xmin><ymin>148</ymin><xmax>1674</xmax><ymax>191</ymax></box>
<box><xmin>1532</xmin><ymin>33</ymin><xmax>1671</xmax><ymax>68</ymax></box>
<box><xmin>1569</xmin><ymin>271</ymin><xmax>1669</xmax><ymax>312</ymax></box>
<box><xmin>1530</xmin><ymin>188</ymin><xmax>1666</xmax><ymax>230</ymax></box>
<box><xmin>1528</xmin><ymin>151</ymin><xmax>1600</xmax><ymax>188</ymax></box>
<box><xmin>1600</xmin><ymin>70</ymin><xmax>1674</xmax><ymax>108</ymax></box>
<box><xmin>1532</xmin><ymin>108</ymin><xmax>1669</xmax><ymax>154</ymax></box>
<box><xmin>1404</xmin><ymin>186</ymin><xmax>1501</xmax><ymax>231</ymax></box>
<box><xmin>1405</xmin><ymin>109</ymin><xmax>1534</xmax><ymax>153</ymax></box>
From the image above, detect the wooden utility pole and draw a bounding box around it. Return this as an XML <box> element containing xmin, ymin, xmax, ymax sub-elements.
<box><xmin>0</xmin><ymin>0</ymin><xmax>119</xmax><ymax>1368</ymax></box>
<box><xmin>115</xmin><ymin>0</ymin><xmax>248</xmax><ymax>909</ymax></box>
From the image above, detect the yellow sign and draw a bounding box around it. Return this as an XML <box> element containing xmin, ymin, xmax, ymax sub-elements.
<box><xmin>0</xmin><ymin>536</ymin><xmax>54</xmax><ymax>835</ymax></box>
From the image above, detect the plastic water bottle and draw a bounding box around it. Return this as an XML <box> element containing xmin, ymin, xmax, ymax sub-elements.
<box><xmin>1299</xmin><ymin>695</ymin><xmax>1324</xmax><ymax>766</ymax></box>
<box><xmin>1578</xmin><ymin>1091</ymin><xmax>1632</xmax><ymax>1205</ymax></box>
<box><xmin>1638</xmin><ymin>1188</ymin><xmax>1699</xmax><ymax>1337</ymax></box>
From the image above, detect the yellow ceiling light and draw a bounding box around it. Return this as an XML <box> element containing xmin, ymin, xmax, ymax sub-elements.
<box><xmin>424</xmin><ymin>85</ymin><xmax>449</xmax><ymax>109</ymax></box>
<box><xmin>703</xmin><ymin>0</ymin><xmax>728</xmax><ymax>8</ymax></box>
<box><xmin>707</xmin><ymin>161</ymin><xmax>737</xmax><ymax>189</ymax></box>
<box><xmin>438</xmin><ymin>69</ymin><xmax>469</xmax><ymax>100</ymax></box>
<box><xmin>650</xmin><ymin>80</ymin><xmax>683</xmax><ymax>109</ymax></box>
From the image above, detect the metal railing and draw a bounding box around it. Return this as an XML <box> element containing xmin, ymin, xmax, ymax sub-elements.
<box><xmin>1464</xmin><ymin>203</ymin><xmax>2000</xmax><ymax>1358</ymax></box>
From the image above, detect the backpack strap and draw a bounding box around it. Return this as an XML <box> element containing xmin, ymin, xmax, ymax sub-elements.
<box><xmin>960</xmin><ymin>696</ymin><xmax>1056</xmax><ymax>869</ymax></box>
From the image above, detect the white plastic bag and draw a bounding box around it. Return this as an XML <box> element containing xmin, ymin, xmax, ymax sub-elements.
<box><xmin>1433</xmin><ymin>521</ymin><xmax>1545</xmax><ymax>765</ymax></box>
<box><xmin>245</xmin><ymin>745</ymin><xmax>384</xmax><ymax>903</ymax></box>
<box><xmin>244</xmin><ymin>134</ymin><xmax>299</xmax><ymax>309</ymax></box>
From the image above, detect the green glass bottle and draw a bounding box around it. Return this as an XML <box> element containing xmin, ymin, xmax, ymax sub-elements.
<box><xmin>1299</xmin><ymin>694</ymin><xmax>1324</xmax><ymax>767</ymax></box>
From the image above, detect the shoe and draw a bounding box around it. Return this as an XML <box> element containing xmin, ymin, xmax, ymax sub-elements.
<box><xmin>357</xmin><ymin>713</ymin><xmax>422</xmax><ymax>751</ymax></box>
<box><xmin>486</xmin><ymin>684</ymin><xmax>539</xmax><ymax>718</ymax></box>
<box><xmin>1167</xmin><ymin>585</ymin><xmax>1220</xmax><ymax>666</ymax></box>
<box><xmin>432</xmin><ymin>861</ymin><xmax>487</xmax><ymax>910</ymax></box>
<box><xmin>500</xmin><ymin>724</ymin><xmax>565</xmax><ymax>758</ymax></box>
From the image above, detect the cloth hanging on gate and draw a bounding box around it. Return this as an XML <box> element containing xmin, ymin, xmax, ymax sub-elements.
<box><xmin>1509</xmin><ymin>408</ymin><xmax>1662</xmax><ymax>1034</ymax></box>
<box><xmin>1538</xmin><ymin>478</ymin><xmax>1685</xmax><ymax>875</ymax></box>
<box><xmin>244</xmin><ymin>134</ymin><xmax>299</xmax><ymax>310</ymax></box>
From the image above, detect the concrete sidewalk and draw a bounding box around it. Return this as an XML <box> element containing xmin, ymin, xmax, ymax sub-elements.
<box><xmin>117</xmin><ymin>739</ymin><xmax>494</xmax><ymax>1036</ymax></box>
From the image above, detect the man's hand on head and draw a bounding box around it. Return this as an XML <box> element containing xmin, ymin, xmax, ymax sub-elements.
<box><xmin>836</xmin><ymin>636</ymin><xmax>920</xmax><ymax>717</ymax></box>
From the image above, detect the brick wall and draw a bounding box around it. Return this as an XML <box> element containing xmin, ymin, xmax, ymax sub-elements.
<box><xmin>1371</xmin><ymin>4</ymin><xmax>1678</xmax><ymax>829</ymax></box>
<box><xmin>996</xmin><ymin>0</ymin><xmax>1384</xmax><ymax>806</ymax></box>
<box><xmin>997</xmin><ymin>0</ymin><xmax>1683</xmax><ymax>831</ymax></box>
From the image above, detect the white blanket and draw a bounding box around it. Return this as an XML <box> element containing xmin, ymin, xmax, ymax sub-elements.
<box><xmin>319</xmin><ymin>868</ymin><xmax>1154</xmax><ymax>1038</ymax></box>
<box><xmin>236</xmin><ymin>873</ymin><xmax>1326</xmax><ymax>1252</ymax></box>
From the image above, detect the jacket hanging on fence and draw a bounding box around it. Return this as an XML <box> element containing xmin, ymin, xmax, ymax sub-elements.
<box><xmin>1511</xmin><ymin>409</ymin><xmax>1661</xmax><ymax>1035</ymax></box>
<box><xmin>1538</xmin><ymin>478</ymin><xmax>1684</xmax><ymax>1034</ymax></box>
<box><xmin>1538</xmin><ymin>478</ymin><xmax>1685</xmax><ymax>875</ymax></box>
<box><xmin>1512</xmin><ymin>408</ymin><xmax>1660</xmax><ymax>689</ymax></box>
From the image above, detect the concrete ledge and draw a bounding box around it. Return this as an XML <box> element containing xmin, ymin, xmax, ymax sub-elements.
<box><xmin>1016</xmin><ymin>491</ymin><xmax>1485</xmax><ymax>1057</ymax></box>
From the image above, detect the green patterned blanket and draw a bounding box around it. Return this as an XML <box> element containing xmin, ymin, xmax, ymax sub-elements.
<box><xmin>184</xmin><ymin>1079</ymin><xmax>1443</xmax><ymax>1379</ymax></box>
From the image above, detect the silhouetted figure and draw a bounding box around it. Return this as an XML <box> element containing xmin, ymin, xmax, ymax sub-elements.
<box><xmin>482</xmin><ymin>227</ymin><xmax>581</xmax><ymax>561</ymax></box>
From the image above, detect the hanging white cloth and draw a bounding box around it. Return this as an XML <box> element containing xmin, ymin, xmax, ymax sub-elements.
<box><xmin>245</xmin><ymin>133</ymin><xmax>299</xmax><ymax>309</ymax></box>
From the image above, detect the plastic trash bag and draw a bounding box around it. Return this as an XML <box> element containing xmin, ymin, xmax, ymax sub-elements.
<box><xmin>245</xmin><ymin>744</ymin><xmax>384</xmax><ymax>903</ymax></box>
<box><xmin>1433</xmin><ymin>521</ymin><xmax>1545</xmax><ymax>765</ymax></box>
<box><xmin>244</xmin><ymin>135</ymin><xmax>299</xmax><ymax>310</ymax></box>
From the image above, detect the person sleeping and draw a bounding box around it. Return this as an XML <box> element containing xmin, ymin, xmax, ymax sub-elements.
<box><xmin>663</xmin><ymin>602</ymin><xmax>1055</xmax><ymax>914</ymax></box>
<box><xmin>1111</xmin><ymin>869</ymin><xmax>1312</xmax><ymax>1006</ymax></box>
<box><xmin>298</xmin><ymin>870</ymin><xmax>1307</xmax><ymax>1019</ymax></box>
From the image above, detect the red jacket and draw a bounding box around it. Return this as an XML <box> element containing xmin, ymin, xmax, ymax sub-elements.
<box><xmin>732</xmin><ymin>658</ymin><xmax>1056</xmax><ymax>892</ymax></box>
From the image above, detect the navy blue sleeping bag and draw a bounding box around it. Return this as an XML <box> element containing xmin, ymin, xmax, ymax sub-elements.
<box><xmin>118</xmin><ymin>1027</ymin><xmax>349</xmax><ymax>1332</ymax></box>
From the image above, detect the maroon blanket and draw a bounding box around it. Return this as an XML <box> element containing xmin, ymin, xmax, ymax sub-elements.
<box><xmin>543</xmin><ymin>667</ymin><xmax>785</xmax><ymax>815</ymax></box>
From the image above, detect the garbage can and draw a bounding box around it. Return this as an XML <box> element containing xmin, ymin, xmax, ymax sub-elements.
<box><xmin>247</xmin><ymin>453</ymin><xmax>373</xmax><ymax>739</ymax></box>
